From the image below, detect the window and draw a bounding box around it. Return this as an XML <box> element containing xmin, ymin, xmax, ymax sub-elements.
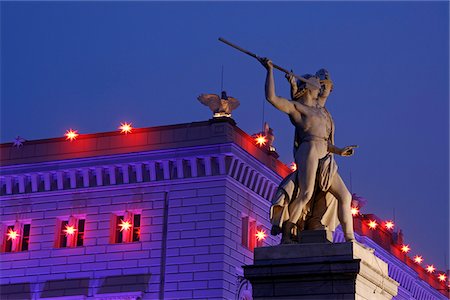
<box><xmin>57</xmin><ymin>217</ymin><xmax>85</xmax><ymax>248</ymax></box>
<box><xmin>113</xmin><ymin>212</ymin><xmax>141</xmax><ymax>244</ymax></box>
<box><xmin>241</xmin><ymin>216</ymin><xmax>266</xmax><ymax>251</ymax></box>
<box><xmin>241</xmin><ymin>216</ymin><xmax>249</xmax><ymax>247</ymax></box>
<box><xmin>2</xmin><ymin>222</ymin><xmax>30</xmax><ymax>252</ymax></box>
<box><xmin>22</xmin><ymin>224</ymin><xmax>30</xmax><ymax>251</ymax></box>
<box><xmin>241</xmin><ymin>216</ymin><xmax>256</xmax><ymax>251</ymax></box>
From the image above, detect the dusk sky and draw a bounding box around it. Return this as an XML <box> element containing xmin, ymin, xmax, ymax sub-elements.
<box><xmin>1</xmin><ymin>2</ymin><xmax>449</xmax><ymax>270</ymax></box>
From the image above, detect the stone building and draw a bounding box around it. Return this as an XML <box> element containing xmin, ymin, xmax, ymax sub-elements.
<box><xmin>0</xmin><ymin>118</ymin><xmax>448</xmax><ymax>299</ymax></box>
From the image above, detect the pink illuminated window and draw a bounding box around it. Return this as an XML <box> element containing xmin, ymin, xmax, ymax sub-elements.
<box><xmin>2</xmin><ymin>222</ymin><xmax>30</xmax><ymax>252</ymax></box>
<box><xmin>113</xmin><ymin>212</ymin><xmax>141</xmax><ymax>244</ymax></box>
<box><xmin>241</xmin><ymin>216</ymin><xmax>260</xmax><ymax>251</ymax></box>
<box><xmin>57</xmin><ymin>217</ymin><xmax>85</xmax><ymax>248</ymax></box>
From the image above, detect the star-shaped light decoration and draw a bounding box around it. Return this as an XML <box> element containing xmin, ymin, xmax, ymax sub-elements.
<box><xmin>63</xmin><ymin>225</ymin><xmax>77</xmax><ymax>237</ymax></box>
<box><xmin>426</xmin><ymin>265</ymin><xmax>436</xmax><ymax>273</ymax></box>
<box><xmin>13</xmin><ymin>136</ymin><xmax>26</xmax><ymax>148</ymax></box>
<box><xmin>6</xmin><ymin>228</ymin><xmax>19</xmax><ymax>241</ymax></box>
<box><xmin>413</xmin><ymin>255</ymin><xmax>423</xmax><ymax>264</ymax></box>
<box><xmin>400</xmin><ymin>244</ymin><xmax>410</xmax><ymax>254</ymax></box>
<box><xmin>118</xmin><ymin>219</ymin><xmax>132</xmax><ymax>232</ymax></box>
<box><xmin>65</xmin><ymin>129</ymin><xmax>79</xmax><ymax>141</ymax></box>
<box><xmin>254</xmin><ymin>134</ymin><xmax>267</xmax><ymax>147</ymax></box>
<box><xmin>384</xmin><ymin>221</ymin><xmax>395</xmax><ymax>230</ymax></box>
<box><xmin>119</xmin><ymin>122</ymin><xmax>133</xmax><ymax>134</ymax></box>
<box><xmin>350</xmin><ymin>207</ymin><xmax>359</xmax><ymax>216</ymax></box>
<box><xmin>438</xmin><ymin>273</ymin><xmax>447</xmax><ymax>282</ymax></box>
<box><xmin>368</xmin><ymin>220</ymin><xmax>377</xmax><ymax>229</ymax></box>
<box><xmin>255</xmin><ymin>229</ymin><xmax>267</xmax><ymax>242</ymax></box>
<box><xmin>289</xmin><ymin>162</ymin><xmax>297</xmax><ymax>172</ymax></box>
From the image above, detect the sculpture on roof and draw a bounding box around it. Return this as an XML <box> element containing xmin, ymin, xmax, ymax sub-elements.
<box><xmin>197</xmin><ymin>91</ymin><xmax>240</xmax><ymax>118</ymax></box>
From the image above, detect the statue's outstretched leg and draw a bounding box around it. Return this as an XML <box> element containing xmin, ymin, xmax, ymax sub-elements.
<box><xmin>329</xmin><ymin>173</ymin><xmax>355</xmax><ymax>242</ymax></box>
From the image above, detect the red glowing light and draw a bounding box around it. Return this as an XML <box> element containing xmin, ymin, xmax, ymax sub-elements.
<box><xmin>368</xmin><ymin>220</ymin><xmax>377</xmax><ymax>229</ymax></box>
<box><xmin>6</xmin><ymin>228</ymin><xmax>19</xmax><ymax>241</ymax></box>
<box><xmin>401</xmin><ymin>244</ymin><xmax>410</xmax><ymax>253</ymax></box>
<box><xmin>63</xmin><ymin>225</ymin><xmax>77</xmax><ymax>237</ymax></box>
<box><xmin>65</xmin><ymin>129</ymin><xmax>79</xmax><ymax>141</ymax></box>
<box><xmin>255</xmin><ymin>134</ymin><xmax>267</xmax><ymax>147</ymax></box>
<box><xmin>119</xmin><ymin>219</ymin><xmax>132</xmax><ymax>232</ymax></box>
<box><xmin>289</xmin><ymin>162</ymin><xmax>297</xmax><ymax>171</ymax></box>
<box><xmin>426</xmin><ymin>265</ymin><xmax>435</xmax><ymax>273</ymax></box>
<box><xmin>413</xmin><ymin>255</ymin><xmax>423</xmax><ymax>264</ymax></box>
<box><xmin>438</xmin><ymin>273</ymin><xmax>447</xmax><ymax>282</ymax></box>
<box><xmin>255</xmin><ymin>229</ymin><xmax>267</xmax><ymax>242</ymax></box>
<box><xmin>384</xmin><ymin>221</ymin><xmax>394</xmax><ymax>230</ymax></box>
<box><xmin>350</xmin><ymin>207</ymin><xmax>359</xmax><ymax>216</ymax></box>
<box><xmin>119</xmin><ymin>122</ymin><xmax>133</xmax><ymax>134</ymax></box>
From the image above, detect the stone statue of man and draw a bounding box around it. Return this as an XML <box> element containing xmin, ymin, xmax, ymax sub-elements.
<box><xmin>259</xmin><ymin>58</ymin><xmax>356</xmax><ymax>243</ymax></box>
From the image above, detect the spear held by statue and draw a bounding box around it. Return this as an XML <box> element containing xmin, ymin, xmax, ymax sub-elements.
<box><xmin>218</xmin><ymin>37</ymin><xmax>321</xmax><ymax>89</ymax></box>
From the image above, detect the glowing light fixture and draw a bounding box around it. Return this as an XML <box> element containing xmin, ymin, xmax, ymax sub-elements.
<box><xmin>63</xmin><ymin>225</ymin><xmax>77</xmax><ymax>237</ymax></box>
<box><xmin>400</xmin><ymin>244</ymin><xmax>410</xmax><ymax>253</ymax></box>
<box><xmin>65</xmin><ymin>129</ymin><xmax>79</xmax><ymax>141</ymax></box>
<box><xmin>255</xmin><ymin>229</ymin><xmax>267</xmax><ymax>242</ymax></box>
<box><xmin>6</xmin><ymin>228</ymin><xmax>19</xmax><ymax>241</ymax></box>
<box><xmin>438</xmin><ymin>273</ymin><xmax>447</xmax><ymax>282</ymax></box>
<box><xmin>289</xmin><ymin>162</ymin><xmax>297</xmax><ymax>172</ymax></box>
<box><xmin>413</xmin><ymin>255</ymin><xmax>423</xmax><ymax>264</ymax></box>
<box><xmin>119</xmin><ymin>122</ymin><xmax>133</xmax><ymax>134</ymax></box>
<box><xmin>384</xmin><ymin>221</ymin><xmax>394</xmax><ymax>230</ymax></box>
<box><xmin>255</xmin><ymin>134</ymin><xmax>267</xmax><ymax>147</ymax></box>
<box><xmin>426</xmin><ymin>265</ymin><xmax>435</xmax><ymax>273</ymax></box>
<box><xmin>119</xmin><ymin>219</ymin><xmax>132</xmax><ymax>232</ymax></box>
<box><xmin>368</xmin><ymin>220</ymin><xmax>377</xmax><ymax>229</ymax></box>
<box><xmin>350</xmin><ymin>207</ymin><xmax>359</xmax><ymax>216</ymax></box>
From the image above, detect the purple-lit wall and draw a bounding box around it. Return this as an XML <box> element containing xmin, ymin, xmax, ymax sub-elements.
<box><xmin>1</xmin><ymin>120</ymin><xmax>446</xmax><ymax>299</ymax></box>
<box><xmin>0</xmin><ymin>120</ymin><xmax>282</xmax><ymax>299</ymax></box>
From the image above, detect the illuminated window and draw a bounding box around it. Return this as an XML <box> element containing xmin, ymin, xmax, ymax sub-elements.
<box><xmin>76</xmin><ymin>219</ymin><xmax>85</xmax><ymax>246</ymax></box>
<box><xmin>21</xmin><ymin>224</ymin><xmax>30</xmax><ymax>251</ymax></box>
<box><xmin>57</xmin><ymin>217</ymin><xmax>85</xmax><ymax>248</ymax></box>
<box><xmin>241</xmin><ymin>216</ymin><xmax>257</xmax><ymax>251</ymax></box>
<box><xmin>2</xmin><ymin>222</ymin><xmax>30</xmax><ymax>253</ymax></box>
<box><xmin>113</xmin><ymin>212</ymin><xmax>141</xmax><ymax>244</ymax></box>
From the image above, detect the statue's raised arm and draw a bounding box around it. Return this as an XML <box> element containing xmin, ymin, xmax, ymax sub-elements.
<box><xmin>258</xmin><ymin>58</ymin><xmax>296</xmax><ymax>115</ymax></box>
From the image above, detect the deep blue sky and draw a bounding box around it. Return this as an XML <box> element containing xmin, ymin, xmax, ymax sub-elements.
<box><xmin>1</xmin><ymin>2</ymin><xmax>448</xmax><ymax>270</ymax></box>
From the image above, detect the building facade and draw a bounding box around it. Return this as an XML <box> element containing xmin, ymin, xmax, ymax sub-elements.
<box><xmin>0</xmin><ymin>118</ymin><xmax>447</xmax><ymax>299</ymax></box>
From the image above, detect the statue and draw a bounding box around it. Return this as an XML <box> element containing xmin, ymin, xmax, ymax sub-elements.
<box><xmin>197</xmin><ymin>91</ymin><xmax>240</xmax><ymax>118</ymax></box>
<box><xmin>259</xmin><ymin>58</ymin><xmax>357</xmax><ymax>243</ymax></box>
<box><xmin>217</xmin><ymin>37</ymin><xmax>357</xmax><ymax>243</ymax></box>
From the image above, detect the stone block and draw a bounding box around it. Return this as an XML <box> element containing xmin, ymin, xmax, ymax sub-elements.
<box><xmin>299</xmin><ymin>229</ymin><xmax>333</xmax><ymax>244</ymax></box>
<box><xmin>193</xmin><ymin>288</ymin><xmax>223</xmax><ymax>298</ymax></box>
<box><xmin>107</xmin><ymin>259</ymin><xmax>138</xmax><ymax>269</ymax></box>
<box><xmin>245</xmin><ymin>242</ymin><xmax>399</xmax><ymax>300</ymax></box>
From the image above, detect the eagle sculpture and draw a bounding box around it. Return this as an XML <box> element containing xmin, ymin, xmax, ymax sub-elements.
<box><xmin>197</xmin><ymin>91</ymin><xmax>240</xmax><ymax>118</ymax></box>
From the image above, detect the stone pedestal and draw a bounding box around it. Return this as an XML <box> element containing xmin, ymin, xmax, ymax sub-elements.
<box><xmin>244</xmin><ymin>241</ymin><xmax>399</xmax><ymax>299</ymax></box>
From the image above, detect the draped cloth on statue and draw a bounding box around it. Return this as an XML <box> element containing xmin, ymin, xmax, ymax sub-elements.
<box><xmin>270</xmin><ymin>153</ymin><xmax>339</xmax><ymax>235</ymax></box>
